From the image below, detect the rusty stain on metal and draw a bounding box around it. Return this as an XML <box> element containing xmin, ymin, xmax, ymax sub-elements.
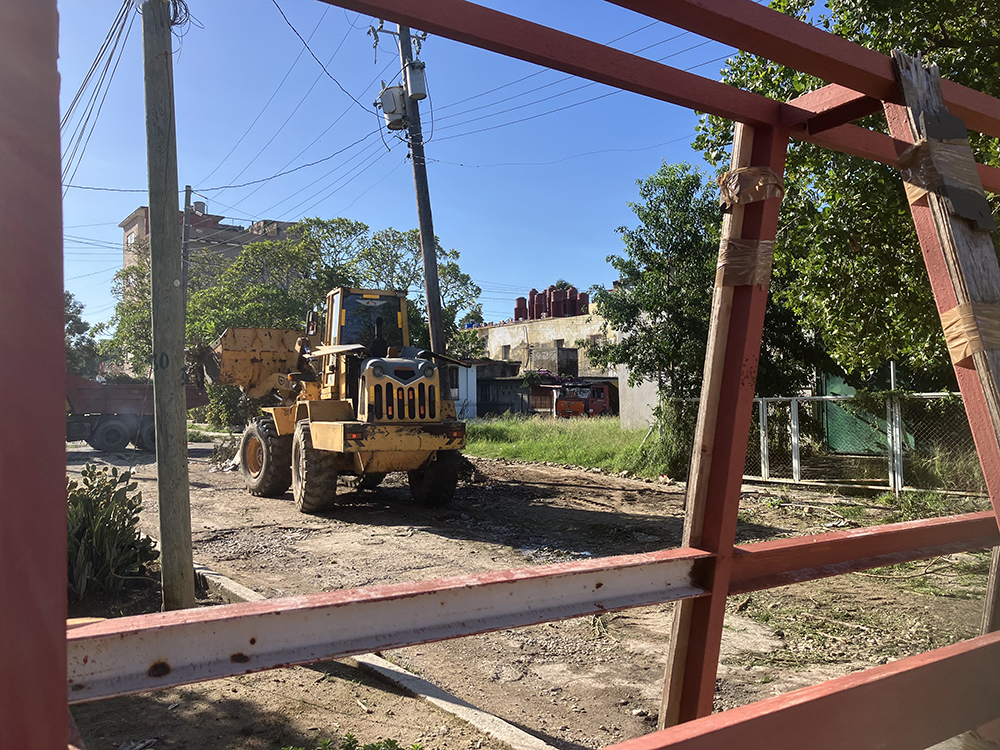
<box><xmin>230</xmin><ymin>653</ymin><xmax>251</xmax><ymax>664</ymax></box>
<box><xmin>147</xmin><ymin>661</ymin><xmax>171</xmax><ymax>678</ymax></box>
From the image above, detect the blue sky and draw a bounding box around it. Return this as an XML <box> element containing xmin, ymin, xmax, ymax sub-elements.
<box><xmin>59</xmin><ymin>1</ymin><xmax>740</xmax><ymax>327</ymax></box>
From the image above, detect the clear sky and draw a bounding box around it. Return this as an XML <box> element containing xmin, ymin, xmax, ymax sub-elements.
<box><xmin>59</xmin><ymin>1</ymin><xmax>740</xmax><ymax>327</ymax></box>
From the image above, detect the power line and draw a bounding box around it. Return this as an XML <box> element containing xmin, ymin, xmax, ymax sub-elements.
<box><xmin>270</xmin><ymin>0</ymin><xmax>375</xmax><ymax>120</ymax></box>
<box><xmin>197</xmin><ymin>6</ymin><xmax>331</xmax><ymax>185</ymax></box>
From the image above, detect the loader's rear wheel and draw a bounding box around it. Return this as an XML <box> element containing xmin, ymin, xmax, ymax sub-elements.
<box><xmin>88</xmin><ymin>417</ymin><xmax>131</xmax><ymax>453</ymax></box>
<box><xmin>408</xmin><ymin>451</ymin><xmax>460</xmax><ymax>507</ymax></box>
<box><xmin>135</xmin><ymin>417</ymin><xmax>156</xmax><ymax>452</ymax></box>
<box><xmin>341</xmin><ymin>473</ymin><xmax>386</xmax><ymax>491</ymax></box>
<box><xmin>292</xmin><ymin>421</ymin><xmax>339</xmax><ymax>513</ymax></box>
<box><xmin>240</xmin><ymin>416</ymin><xmax>292</xmax><ymax>497</ymax></box>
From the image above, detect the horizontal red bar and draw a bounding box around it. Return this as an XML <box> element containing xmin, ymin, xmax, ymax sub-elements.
<box><xmin>731</xmin><ymin>511</ymin><xmax>1000</xmax><ymax>594</ymax></box>
<box><xmin>609</xmin><ymin>0</ymin><xmax>1000</xmax><ymax>140</ymax></box>
<box><xmin>321</xmin><ymin>0</ymin><xmax>1000</xmax><ymax>196</ymax></box>
<box><xmin>609</xmin><ymin>629</ymin><xmax>1000</xmax><ymax>750</ymax></box>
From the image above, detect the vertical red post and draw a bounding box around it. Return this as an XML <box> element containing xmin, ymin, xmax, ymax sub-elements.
<box><xmin>0</xmin><ymin>0</ymin><xmax>67</xmax><ymax>747</ymax></box>
<box><xmin>661</xmin><ymin>123</ymin><xmax>789</xmax><ymax>726</ymax></box>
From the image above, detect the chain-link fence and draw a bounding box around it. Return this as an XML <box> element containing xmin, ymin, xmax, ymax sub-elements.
<box><xmin>735</xmin><ymin>393</ymin><xmax>984</xmax><ymax>494</ymax></box>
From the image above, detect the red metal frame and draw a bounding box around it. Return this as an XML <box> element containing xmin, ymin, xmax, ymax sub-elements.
<box><xmin>0</xmin><ymin>1</ymin><xmax>66</xmax><ymax>747</ymax></box>
<box><xmin>6</xmin><ymin>0</ymin><xmax>1000</xmax><ymax>747</ymax></box>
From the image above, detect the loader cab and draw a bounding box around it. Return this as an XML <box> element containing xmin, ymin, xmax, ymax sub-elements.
<box><xmin>326</xmin><ymin>288</ymin><xmax>408</xmax><ymax>350</ymax></box>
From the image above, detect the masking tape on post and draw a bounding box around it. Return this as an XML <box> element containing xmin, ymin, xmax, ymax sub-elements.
<box><xmin>716</xmin><ymin>238</ymin><xmax>775</xmax><ymax>287</ymax></box>
<box><xmin>939</xmin><ymin>302</ymin><xmax>1000</xmax><ymax>366</ymax></box>
<box><xmin>717</xmin><ymin>167</ymin><xmax>785</xmax><ymax>208</ymax></box>
<box><xmin>896</xmin><ymin>138</ymin><xmax>996</xmax><ymax>231</ymax></box>
<box><xmin>897</xmin><ymin>138</ymin><xmax>982</xmax><ymax>201</ymax></box>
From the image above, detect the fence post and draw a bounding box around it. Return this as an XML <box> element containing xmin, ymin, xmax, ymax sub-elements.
<box><xmin>791</xmin><ymin>398</ymin><xmax>801</xmax><ymax>482</ymax></box>
<box><xmin>759</xmin><ymin>399</ymin><xmax>770</xmax><ymax>481</ymax></box>
<box><xmin>887</xmin><ymin>396</ymin><xmax>898</xmax><ymax>496</ymax></box>
<box><xmin>893</xmin><ymin>394</ymin><xmax>905</xmax><ymax>491</ymax></box>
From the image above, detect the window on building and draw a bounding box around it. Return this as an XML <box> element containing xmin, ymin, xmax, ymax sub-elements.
<box><xmin>126</xmin><ymin>231</ymin><xmax>135</xmax><ymax>248</ymax></box>
<box><xmin>449</xmin><ymin>366</ymin><xmax>459</xmax><ymax>390</ymax></box>
<box><xmin>501</xmin><ymin>345</ymin><xmax>511</xmax><ymax>360</ymax></box>
<box><xmin>554</xmin><ymin>339</ymin><xmax>564</xmax><ymax>349</ymax></box>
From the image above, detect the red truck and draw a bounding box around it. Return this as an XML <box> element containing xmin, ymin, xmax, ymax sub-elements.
<box><xmin>65</xmin><ymin>373</ymin><xmax>209</xmax><ymax>452</ymax></box>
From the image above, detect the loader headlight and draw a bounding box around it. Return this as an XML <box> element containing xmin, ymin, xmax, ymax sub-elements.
<box><xmin>421</xmin><ymin>363</ymin><xmax>435</xmax><ymax>378</ymax></box>
<box><xmin>371</xmin><ymin>364</ymin><xmax>384</xmax><ymax>378</ymax></box>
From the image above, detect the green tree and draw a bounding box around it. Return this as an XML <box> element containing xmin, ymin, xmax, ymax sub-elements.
<box><xmin>585</xmin><ymin>162</ymin><xmax>824</xmax><ymax>398</ymax></box>
<box><xmin>96</xmin><ymin>241</ymin><xmax>152</xmax><ymax>375</ymax></box>
<box><xmin>65</xmin><ymin>291</ymin><xmax>101</xmax><ymax>377</ymax></box>
<box><xmin>693</xmin><ymin>0</ymin><xmax>999</xmax><ymax>382</ymax></box>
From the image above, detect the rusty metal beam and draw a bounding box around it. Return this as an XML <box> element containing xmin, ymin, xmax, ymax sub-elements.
<box><xmin>67</xmin><ymin>548</ymin><xmax>711</xmax><ymax>703</ymax></box>
<box><xmin>730</xmin><ymin>511</ymin><xmax>1000</xmax><ymax>594</ymax></box>
<box><xmin>67</xmin><ymin>510</ymin><xmax>1000</xmax><ymax>704</ymax></box>
<box><xmin>607</xmin><ymin>0</ymin><xmax>1000</xmax><ymax>140</ymax></box>
<box><xmin>0</xmin><ymin>0</ymin><xmax>66</xmax><ymax>747</ymax></box>
<box><xmin>609</xmin><ymin>630</ymin><xmax>1000</xmax><ymax>750</ymax></box>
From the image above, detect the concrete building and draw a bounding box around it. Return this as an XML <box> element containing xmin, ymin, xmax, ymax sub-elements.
<box><xmin>118</xmin><ymin>202</ymin><xmax>296</xmax><ymax>267</ymax></box>
<box><xmin>479</xmin><ymin>314</ymin><xmax>615</xmax><ymax>380</ymax></box>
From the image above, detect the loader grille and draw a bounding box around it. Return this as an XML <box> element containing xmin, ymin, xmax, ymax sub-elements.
<box><xmin>376</xmin><ymin>382</ymin><xmax>436</xmax><ymax>422</ymax></box>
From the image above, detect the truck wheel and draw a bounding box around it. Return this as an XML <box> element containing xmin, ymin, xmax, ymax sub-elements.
<box><xmin>135</xmin><ymin>418</ymin><xmax>156</xmax><ymax>451</ymax></box>
<box><xmin>291</xmin><ymin>421</ymin><xmax>339</xmax><ymax>513</ymax></box>
<box><xmin>408</xmin><ymin>451</ymin><xmax>460</xmax><ymax>507</ymax></box>
<box><xmin>341</xmin><ymin>473</ymin><xmax>386</xmax><ymax>491</ymax></box>
<box><xmin>240</xmin><ymin>416</ymin><xmax>293</xmax><ymax>497</ymax></box>
<box><xmin>89</xmin><ymin>418</ymin><xmax>131</xmax><ymax>453</ymax></box>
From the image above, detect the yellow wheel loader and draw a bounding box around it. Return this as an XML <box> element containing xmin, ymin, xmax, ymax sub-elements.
<box><xmin>204</xmin><ymin>288</ymin><xmax>467</xmax><ymax>512</ymax></box>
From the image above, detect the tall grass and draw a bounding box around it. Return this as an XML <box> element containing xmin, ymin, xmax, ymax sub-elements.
<box><xmin>466</xmin><ymin>414</ymin><xmax>680</xmax><ymax>479</ymax></box>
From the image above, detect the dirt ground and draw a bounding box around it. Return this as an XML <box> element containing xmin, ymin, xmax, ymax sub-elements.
<box><xmin>67</xmin><ymin>443</ymin><xmax>992</xmax><ymax>750</ymax></box>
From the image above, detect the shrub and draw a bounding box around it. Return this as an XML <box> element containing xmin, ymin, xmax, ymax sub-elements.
<box><xmin>618</xmin><ymin>398</ymin><xmax>698</xmax><ymax>480</ymax></box>
<box><xmin>205</xmin><ymin>383</ymin><xmax>265</xmax><ymax>430</ymax></box>
<box><xmin>66</xmin><ymin>464</ymin><xmax>159</xmax><ymax>600</ymax></box>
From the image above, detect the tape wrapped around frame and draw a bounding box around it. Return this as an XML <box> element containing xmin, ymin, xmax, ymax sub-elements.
<box><xmin>717</xmin><ymin>167</ymin><xmax>785</xmax><ymax>208</ymax></box>
<box><xmin>896</xmin><ymin>138</ymin><xmax>996</xmax><ymax>232</ymax></box>
<box><xmin>939</xmin><ymin>302</ymin><xmax>1000</xmax><ymax>366</ymax></box>
<box><xmin>717</xmin><ymin>238</ymin><xmax>775</xmax><ymax>287</ymax></box>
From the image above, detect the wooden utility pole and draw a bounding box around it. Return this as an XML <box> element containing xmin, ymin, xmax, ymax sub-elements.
<box><xmin>142</xmin><ymin>0</ymin><xmax>195</xmax><ymax>610</ymax></box>
<box><xmin>398</xmin><ymin>25</ymin><xmax>446</xmax><ymax>354</ymax></box>
<box><xmin>182</xmin><ymin>183</ymin><xmax>192</xmax><ymax>307</ymax></box>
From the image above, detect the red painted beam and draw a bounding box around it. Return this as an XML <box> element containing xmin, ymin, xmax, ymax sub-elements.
<box><xmin>608</xmin><ymin>0</ymin><xmax>1000</xmax><ymax>140</ymax></box>
<box><xmin>731</xmin><ymin>511</ymin><xmax>1000</xmax><ymax>594</ymax></box>
<box><xmin>319</xmin><ymin>1</ymin><xmax>1000</xmax><ymax>195</ymax></box>
<box><xmin>785</xmin><ymin>84</ymin><xmax>882</xmax><ymax>134</ymax></box>
<box><xmin>608</xmin><ymin>630</ymin><xmax>1000</xmax><ymax>750</ymax></box>
<box><xmin>0</xmin><ymin>0</ymin><xmax>66</xmax><ymax>748</ymax></box>
<box><xmin>322</xmin><ymin>0</ymin><xmax>784</xmax><ymax>127</ymax></box>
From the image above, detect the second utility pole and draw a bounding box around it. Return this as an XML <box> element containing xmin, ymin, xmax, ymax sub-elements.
<box><xmin>398</xmin><ymin>25</ymin><xmax>445</xmax><ymax>354</ymax></box>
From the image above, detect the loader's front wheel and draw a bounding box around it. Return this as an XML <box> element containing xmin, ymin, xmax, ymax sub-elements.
<box><xmin>408</xmin><ymin>451</ymin><xmax>460</xmax><ymax>507</ymax></box>
<box><xmin>240</xmin><ymin>416</ymin><xmax>292</xmax><ymax>497</ymax></box>
<box><xmin>292</xmin><ymin>421</ymin><xmax>339</xmax><ymax>513</ymax></box>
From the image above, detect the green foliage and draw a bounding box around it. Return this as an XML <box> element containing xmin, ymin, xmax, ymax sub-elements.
<box><xmin>65</xmin><ymin>291</ymin><xmax>101</xmax><ymax>377</ymax></box>
<box><xmin>447</xmin><ymin>328</ymin><xmax>486</xmax><ymax>359</ymax></box>
<box><xmin>877</xmin><ymin>489</ymin><xmax>983</xmax><ymax>523</ymax></box>
<box><xmin>693</xmin><ymin>0</ymin><xmax>1000</xmax><ymax>380</ymax></box>
<box><xmin>66</xmin><ymin>464</ymin><xmax>158</xmax><ymax>600</ymax></box>
<box><xmin>204</xmin><ymin>384</ymin><xmax>265</xmax><ymax>430</ymax></box>
<box><xmin>585</xmin><ymin>162</ymin><xmax>824</xmax><ymax>397</ymax></box>
<box><xmin>282</xmin><ymin>733</ymin><xmax>422</xmax><ymax>750</ymax></box>
<box><xmin>95</xmin><ymin>241</ymin><xmax>152</xmax><ymax>373</ymax></box>
<box><xmin>625</xmin><ymin>399</ymin><xmax>700</xmax><ymax>480</ymax></box>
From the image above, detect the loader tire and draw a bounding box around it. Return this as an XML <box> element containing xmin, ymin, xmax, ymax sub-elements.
<box><xmin>292</xmin><ymin>421</ymin><xmax>339</xmax><ymax>513</ymax></box>
<box><xmin>408</xmin><ymin>450</ymin><xmax>460</xmax><ymax>507</ymax></box>
<box><xmin>341</xmin><ymin>473</ymin><xmax>386</xmax><ymax>491</ymax></box>
<box><xmin>240</xmin><ymin>416</ymin><xmax>293</xmax><ymax>498</ymax></box>
<box><xmin>88</xmin><ymin>417</ymin><xmax>131</xmax><ymax>453</ymax></box>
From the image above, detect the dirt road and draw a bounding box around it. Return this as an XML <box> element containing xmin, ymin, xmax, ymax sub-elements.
<box><xmin>67</xmin><ymin>444</ymin><xmax>989</xmax><ymax>750</ymax></box>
